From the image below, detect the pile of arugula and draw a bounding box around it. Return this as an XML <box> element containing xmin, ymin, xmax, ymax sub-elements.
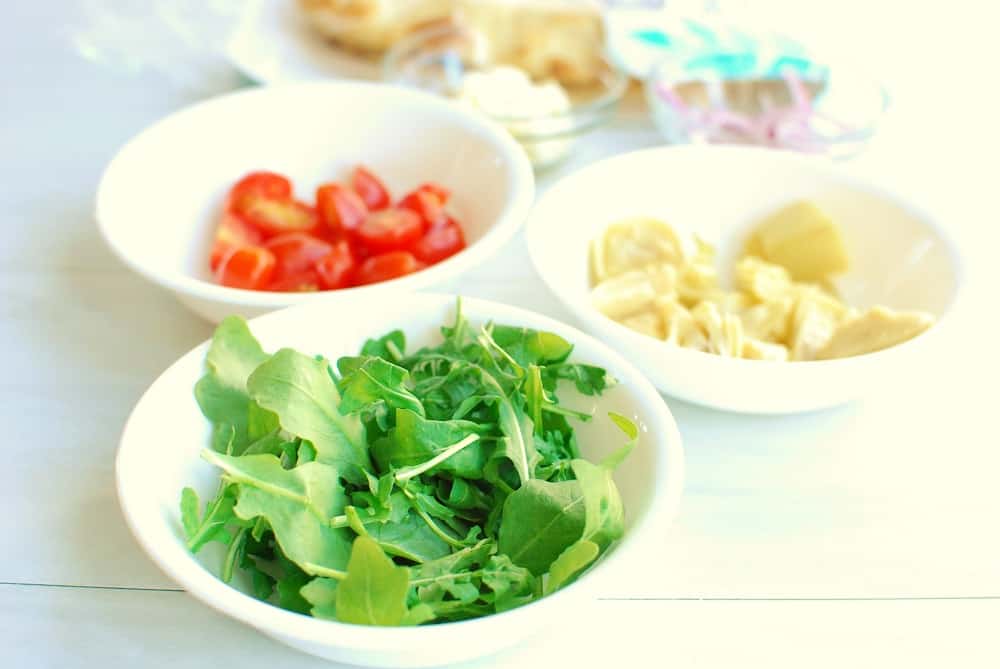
<box><xmin>181</xmin><ymin>303</ymin><xmax>637</xmax><ymax>625</ymax></box>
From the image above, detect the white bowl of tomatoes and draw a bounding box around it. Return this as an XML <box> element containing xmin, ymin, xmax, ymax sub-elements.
<box><xmin>96</xmin><ymin>81</ymin><xmax>534</xmax><ymax>322</ymax></box>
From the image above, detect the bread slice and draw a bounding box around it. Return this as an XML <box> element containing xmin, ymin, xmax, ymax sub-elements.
<box><xmin>298</xmin><ymin>0</ymin><xmax>455</xmax><ymax>53</ymax></box>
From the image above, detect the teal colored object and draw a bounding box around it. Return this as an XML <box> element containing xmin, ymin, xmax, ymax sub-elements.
<box><xmin>632</xmin><ymin>29</ymin><xmax>671</xmax><ymax>47</ymax></box>
<box><xmin>605</xmin><ymin>10</ymin><xmax>826</xmax><ymax>81</ymax></box>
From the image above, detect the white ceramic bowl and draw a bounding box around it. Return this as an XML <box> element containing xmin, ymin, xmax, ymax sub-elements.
<box><xmin>116</xmin><ymin>294</ymin><xmax>684</xmax><ymax>667</ymax></box>
<box><xmin>96</xmin><ymin>82</ymin><xmax>534</xmax><ymax>322</ymax></box>
<box><xmin>526</xmin><ymin>145</ymin><xmax>963</xmax><ymax>413</ymax></box>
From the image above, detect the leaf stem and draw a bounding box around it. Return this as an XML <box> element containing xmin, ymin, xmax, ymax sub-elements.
<box><xmin>300</xmin><ymin>563</ymin><xmax>348</xmax><ymax>580</ymax></box>
<box><xmin>394</xmin><ymin>434</ymin><xmax>481</xmax><ymax>483</ymax></box>
<box><xmin>400</xmin><ymin>487</ymin><xmax>467</xmax><ymax>549</ymax></box>
<box><xmin>541</xmin><ymin>403</ymin><xmax>593</xmax><ymax>422</ymax></box>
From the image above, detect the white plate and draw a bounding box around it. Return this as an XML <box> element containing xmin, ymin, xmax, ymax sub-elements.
<box><xmin>226</xmin><ymin>0</ymin><xmax>381</xmax><ymax>83</ymax></box>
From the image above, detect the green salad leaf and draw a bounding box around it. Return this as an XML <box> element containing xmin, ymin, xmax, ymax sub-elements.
<box><xmin>182</xmin><ymin>300</ymin><xmax>639</xmax><ymax>626</ymax></box>
<box><xmin>248</xmin><ymin>349</ymin><xmax>369</xmax><ymax>480</ymax></box>
<box><xmin>335</xmin><ymin>536</ymin><xmax>411</xmax><ymax>626</ymax></box>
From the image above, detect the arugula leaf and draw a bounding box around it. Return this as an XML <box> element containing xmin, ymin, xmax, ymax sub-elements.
<box><xmin>545</xmin><ymin>540</ymin><xmax>599</xmax><ymax>594</ymax></box>
<box><xmin>373</xmin><ymin>408</ymin><xmax>487</xmax><ymax>480</ymax></box>
<box><xmin>202</xmin><ymin>451</ymin><xmax>352</xmax><ymax>578</ymax></box>
<box><xmin>481</xmin><ymin>554</ymin><xmax>537</xmax><ymax>612</ymax></box>
<box><xmin>180</xmin><ymin>483</ymin><xmax>237</xmax><ymax>552</ymax></box>
<box><xmin>544</xmin><ymin>363</ymin><xmax>616</xmax><ymax>396</ymax></box>
<box><xmin>364</xmin><ymin>507</ymin><xmax>451</xmax><ymax>563</ymax></box>
<box><xmin>247</xmin><ymin>349</ymin><xmax>370</xmax><ymax>480</ymax></box>
<box><xmin>489</xmin><ymin>325</ymin><xmax>573</xmax><ymax>367</ymax></box>
<box><xmin>301</xmin><ymin>577</ymin><xmax>339</xmax><ymax>620</ymax></box>
<box><xmin>485</xmin><ymin>392</ymin><xmax>538</xmax><ymax>491</ymax></box>
<box><xmin>440</xmin><ymin>478</ymin><xmax>491</xmax><ymax>512</ymax></box>
<box><xmin>337</xmin><ymin>356</ymin><xmax>425</xmax><ymax>430</ymax></box>
<box><xmin>497</xmin><ymin>479</ymin><xmax>586</xmax><ymax>575</ymax></box>
<box><xmin>360</xmin><ymin>330</ymin><xmax>406</xmax><ymax>362</ymax></box>
<box><xmin>570</xmin><ymin>459</ymin><xmax>625</xmax><ymax>552</ymax></box>
<box><xmin>274</xmin><ymin>547</ymin><xmax>313</xmax><ymax>614</ymax></box>
<box><xmin>335</xmin><ymin>536</ymin><xmax>410</xmax><ymax>626</ymax></box>
<box><xmin>542</xmin><ymin>414</ymin><xmax>636</xmax><ymax>592</ymax></box>
<box><xmin>180</xmin><ymin>487</ymin><xmax>200</xmax><ymax>539</ymax></box>
<box><xmin>601</xmin><ymin>412</ymin><xmax>639</xmax><ymax>470</ymax></box>
<box><xmin>194</xmin><ymin>317</ymin><xmax>271</xmax><ymax>452</ymax></box>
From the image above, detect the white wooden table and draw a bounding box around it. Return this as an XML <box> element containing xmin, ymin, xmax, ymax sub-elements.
<box><xmin>2</xmin><ymin>2</ymin><xmax>998</xmax><ymax>667</ymax></box>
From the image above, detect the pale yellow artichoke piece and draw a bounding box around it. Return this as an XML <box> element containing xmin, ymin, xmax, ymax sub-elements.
<box><xmin>814</xmin><ymin>306</ymin><xmax>935</xmax><ymax>360</ymax></box>
<box><xmin>645</xmin><ymin>262</ymin><xmax>679</xmax><ymax>296</ymax></box>
<box><xmin>590</xmin><ymin>217</ymin><xmax>684</xmax><ymax>283</ymax></box>
<box><xmin>691</xmin><ymin>301</ymin><xmax>744</xmax><ymax>357</ymax></box>
<box><xmin>617</xmin><ymin>309</ymin><xmax>666</xmax><ymax>340</ymax></box>
<box><xmin>677</xmin><ymin>262</ymin><xmax>719</xmax><ymax>306</ymax></box>
<box><xmin>735</xmin><ymin>256</ymin><xmax>793</xmax><ymax>302</ymax></box>
<box><xmin>742</xmin><ymin>337</ymin><xmax>790</xmax><ymax>361</ymax></box>
<box><xmin>590</xmin><ymin>270</ymin><xmax>657</xmax><ymax>320</ymax></box>
<box><xmin>692</xmin><ymin>234</ymin><xmax>716</xmax><ymax>265</ymax></box>
<box><xmin>794</xmin><ymin>284</ymin><xmax>851</xmax><ymax>320</ymax></box>
<box><xmin>719</xmin><ymin>313</ymin><xmax>745</xmax><ymax>358</ymax></box>
<box><xmin>741</xmin><ymin>297</ymin><xmax>795</xmax><ymax>342</ymax></box>
<box><xmin>701</xmin><ymin>289</ymin><xmax>752</xmax><ymax>315</ymax></box>
<box><xmin>658</xmin><ymin>298</ymin><xmax>704</xmax><ymax>350</ymax></box>
<box><xmin>744</xmin><ymin>200</ymin><xmax>849</xmax><ymax>282</ymax></box>
<box><xmin>787</xmin><ymin>298</ymin><xmax>839</xmax><ymax>361</ymax></box>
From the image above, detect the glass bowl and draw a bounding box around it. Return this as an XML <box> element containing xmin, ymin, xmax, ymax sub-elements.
<box><xmin>645</xmin><ymin>54</ymin><xmax>889</xmax><ymax>159</ymax></box>
<box><xmin>384</xmin><ymin>22</ymin><xmax>629</xmax><ymax>170</ymax></box>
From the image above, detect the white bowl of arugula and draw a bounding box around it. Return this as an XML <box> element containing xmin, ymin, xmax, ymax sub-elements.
<box><xmin>116</xmin><ymin>294</ymin><xmax>683</xmax><ymax>667</ymax></box>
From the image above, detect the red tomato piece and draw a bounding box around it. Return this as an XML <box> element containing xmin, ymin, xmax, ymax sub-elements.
<box><xmin>315</xmin><ymin>241</ymin><xmax>356</xmax><ymax>290</ymax></box>
<box><xmin>411</xmin><ymin>219</ymin><xmax>467</xmax><ymax>264</ymax></box>
<box><xmin>210</xmin><ymin>210</ymin><xmax>263</xmax><ymax>272</ymax></box>
<box><xmin>264</xmin><ymin>232</ymin><xmax>333</xmax><ymax>280</ymax></box>
<box><xmin>352</xmin><ymin>166</ymin><xmax>391</xmax><ymax>211</ymax></box>
<box><xmin>267</xmin><ymin>269</ymin><xmax>321</xmax><ymax>292</ymax></box>
<box><xmin>354</xmin><ymin>251</ymin><xmax>424</xmax><ymax>286</ymax></box>
<box><xmin>356</xmin><ymin>208</ymin><xmax>423</xmax><ymax>254</ymax></box>
<box><xmin>398</xmin><ymin>188</ymin><xmax>448</xmax><ymax>229</ymax></box>
<box><xmin>216</xmin><ymin>245</ymin><xmax>276</xmax><ymax>290</ymax></box>
<box><xmin>316</xmin><ymin>183</ymin><xmax>368</xmax><ymax>235</ymax></box>
<box><xmin>419</xmin><ymin>182</ymin><xmax>450</xmax><ymax>203</ymax></box>
<box><xmin>228</xmin><ymin>172</ymin><xmax>292</xmax><ymax>211</ymax></box>
<box><xmin>236</xmin><ymin>197</ymin><xmax>318</xmax><ymax>237</ymax></box>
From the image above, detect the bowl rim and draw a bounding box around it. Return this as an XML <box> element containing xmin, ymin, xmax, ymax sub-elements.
<box><xmin>381</xmin><ymin>21</ymin><xmax>629</xmax><ymax>133</ymax></box>
<box><xmin>94</xmin><ymin>81</ymin><xmax>535</xmax><ymax>310</ymax></box>
<box><xmin>525</xmin><ymin>143</ymin><xmax>966</xmax><ymax>371</ymax></box>
<box><xmin>115</xmin><ymin>292</ymin><xmax>685</xmax><ymax>649</ymax></box>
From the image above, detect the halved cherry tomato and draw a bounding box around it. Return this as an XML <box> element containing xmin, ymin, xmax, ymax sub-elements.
<box><xmin>411</xmin><ymin>219</ymin><xmax>467</xmax><ymax>264</ymax></box>
<box><xmin>228</xmin><ymin>172</ymin><xmax>292</xmax><ymax>211</ymax></box>
<box><xmin>210</xmin><ymin>211</ymin><xmax>263</xmax><ymax>271</ymax></box>
<box><xmin>236</xmin><ymin>197</ymin><xmax>318</xmax><ymax>237</ymax></box>
<box><xmin>356</xmin><ymin>208</ymin><xmax>423</xmax><ymax>254</ymax></box>
<box><xmin>417</xmin><ymin>182</ymin><xmax>450</xmax><ymax>203</ymax></box>
<box><xmin>398</xmin><ymin>187</ymin><xmax>448</xmax><ymax>229</ymax></box>
<box><xmin>354</xmin><ymin>251</ymin><xmax>423</xmax><ymax>285</ymax></box>
<box><xmin>315</xmin><ymin>241</ymin><xmax>356</xmax><ymax>289</ymax></box>
<box><xmin>316</xmin><ymin>183</ymin><xmax>368</xmax><ymax>235</ymax></box>
<box><xmin>267</xmin><ymin>268</ymin><xmax>321</xmax><ymax>292</ymax></box>
<box><xmin>216</xmin><ymin>245</ymin><xmax>276</xmax><ymax>290</ymax></box>
<box><xmin>352</xmin><ymin>166</ymin><xmax>391</xmax><ymax>211</ymax></box>
<box><xmin>264</xmin><ymin>232</ymin><xmax>333</xmax><ymax>280</ymax></box>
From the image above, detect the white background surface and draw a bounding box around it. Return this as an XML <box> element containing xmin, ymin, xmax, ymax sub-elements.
<box><xmin>2</xmin><ymin>1</ymin><xmax>999</xmax><ymax>667</ymax></box>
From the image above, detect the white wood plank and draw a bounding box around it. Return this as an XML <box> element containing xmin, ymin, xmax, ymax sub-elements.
<box><xmin>2</xmin><ymin>585</ymin><xmax>997</xmax><ymax>669</ymax></box>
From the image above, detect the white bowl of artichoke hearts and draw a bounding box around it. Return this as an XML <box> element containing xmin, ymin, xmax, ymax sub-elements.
<box><xmin>526</xmin><ymin>146</ymin><xmax>963</xmax><ymax>413</ymax></box>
